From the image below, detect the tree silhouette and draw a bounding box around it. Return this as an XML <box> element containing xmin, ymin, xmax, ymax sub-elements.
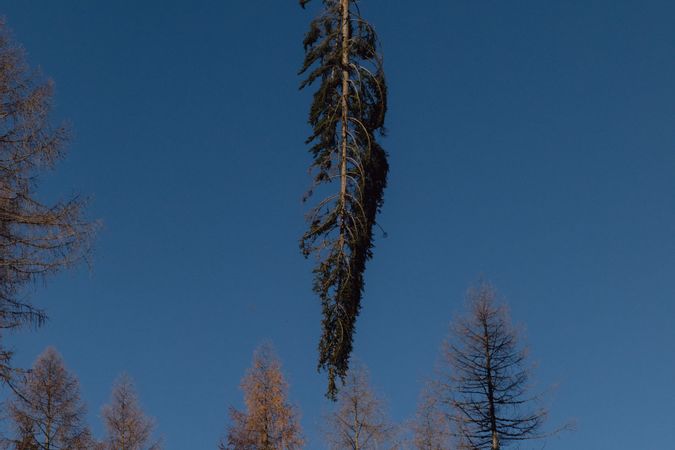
<box><xmin>299</xmin><ymin>0</ymin><xmax>389</xmax><ymax>399</ymax></box>
<box><xmin>439</xmin><ymin>282</ymin><xmax>549</xmax><ymax>450</ymax></box>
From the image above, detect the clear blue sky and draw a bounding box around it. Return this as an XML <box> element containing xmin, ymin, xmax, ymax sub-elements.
<box><xmin>2</xmin><ymin>1</ymin><xmax>675</xmax><ymax>448</ymax></box>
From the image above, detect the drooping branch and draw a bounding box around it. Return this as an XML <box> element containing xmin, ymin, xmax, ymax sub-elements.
<box><xmin>299</xmin><ymin>0</ymin><xmax>388</xmax><ymax>399</ymax></box>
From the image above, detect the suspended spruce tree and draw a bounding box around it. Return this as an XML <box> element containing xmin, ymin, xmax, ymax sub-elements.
<box><xmin>299</xmin><ymin>0</ymin><xmax>388</xmax><ymax>399</ymax></box>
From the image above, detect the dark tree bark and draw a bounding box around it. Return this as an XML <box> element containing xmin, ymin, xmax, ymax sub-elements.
<box><xmin>0</xmin><ymin>20</ymin><xmax>95</xmax><ymax>383</ymax></box>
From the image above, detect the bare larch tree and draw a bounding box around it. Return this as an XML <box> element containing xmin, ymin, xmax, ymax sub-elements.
<box><xmin>6</xmin><ymin>347</ymin><xmax>93</xmax><ymax>449</ymax></box>
<box><xmin>299</xmin><ymin>0</ymin><xmax>389</xmax><ymax>399</ymax></box>
<box><xmin>101</xmin><ymin>374</ymin><xmax>160</xmax><ymax>450</ymax></box>
<box><xmin>324</xmin><ymin>364</ymin><xmax>397</xmax><ymax>450</ymax></box>
<box><xmin>411</xmin><ymin>385</ymin><xmax>453</xmax><ymax>450</ymax></box>
<box><xmin>0</xmin><ymin>20</ymin><xmax>94</xmax><ymax>383</ymax></box>
<box><xmin>220</xmin><ymin>345</ymin><xmax>304</xmax><ymax>450</ymax></box>
<box><xmin>439</xmin><ymin>282</ymin><xmax>548</xmax><ymax>450</ymax></box>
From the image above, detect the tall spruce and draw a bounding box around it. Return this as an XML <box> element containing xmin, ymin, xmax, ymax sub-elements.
<box><xmin>299</xmin><ymin>0</ymin><xmax>388</xmax><ymax>399</ymax></box>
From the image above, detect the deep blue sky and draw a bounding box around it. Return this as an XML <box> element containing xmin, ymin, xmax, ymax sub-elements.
<box><xmin>2</xmin><ymin>1</ymin><xmax>675</xmax><ymax>448</ymax></box>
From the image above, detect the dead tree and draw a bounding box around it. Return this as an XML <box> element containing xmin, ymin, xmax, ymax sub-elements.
<box><xmin>101</xmin><ymin>374</ymin><xmax>160</xmax><ymax>450</ymax></box>
<box><xmin>221</xmin><ymin>345</ymin><xmax>304</xmax><ymax>450</ymax></box>
<box><xmin>299</xmin><ymin>0</ymin><xmax>389</xmax><ymax>399</ymax></box>
<box><xmin>324</xmin><ymin>364</ymin><xmax>398</xmax><ymax>450</ymax></box>
<box><xmin>6</xmin><ymin>347</ymin><xmax>93</xmax><ymax>449</ymax></box>
<box><xmin>0</xmin><ymin>20</ymin><xmax>95</xmax><ymax>383</ymax></box>
<box><xmin>439</xmin><ymin>282</ymin><xmax>548</xmax><ymax>450</ymax></box>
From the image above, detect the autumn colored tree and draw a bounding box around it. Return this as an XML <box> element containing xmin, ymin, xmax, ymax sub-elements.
<box><xmin>411</xmin><ymin>385</ymin><xmax>453</xmax><ymax>450</ymax></box>
<box><xmin>438</xmin><ymin>282</ymin><xmax>550</xmax><ymax>450</ymax></box>
<box><xmin>324</xmin><ymin>364</ymin><xmax>398</xmax><ymax>450</ymax></box>
<box><xmin>101</xmin><ymin>374</ymin><xmax>160</xmax><ymax>450</ymax></box>
<box><xmin>0</xmin><ymin>20</ymin><xmax>95</xmax><ymax>383</ymax></box>
<box><xmin>220</xmin><ymin>345</ymin><xmax>303</xmax><ymax>450</ymax></box>
<box><xmin>299</xmin><ymin>0</ymin><xmax>389</xmax><ymax>398</ymax></box>
<box><xmin>6</xmin><ymin>347</ymin><xmax>93</xmax><ymax>449</ymax></box>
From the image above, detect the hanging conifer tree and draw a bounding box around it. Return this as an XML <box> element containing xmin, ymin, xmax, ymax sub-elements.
<box><xmin>299</xmin><ymin>0</ymin><xmax>388</xmax><ymax>399</ymax></box>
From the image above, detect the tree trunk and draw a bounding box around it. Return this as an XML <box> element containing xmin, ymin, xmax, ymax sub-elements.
<box><xmin>353</xmin><ymin>396</ymin><xmax>360</xmax><ymax>450</ymax></box>
<box><xmin>483</xmin><ymin>320</ymin><xmax>500</xmax><ymax>450</ymax></box>
<box><xmin>339</xmin><ymin>0</ymin><xmax>350</xmax><ymax>236</ymax></box>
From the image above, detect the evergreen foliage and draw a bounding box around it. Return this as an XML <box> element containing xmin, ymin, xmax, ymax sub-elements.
<box><xmin>299</xmin><ymin>0</ymin><xmax>388</xmax><ymax>399</ymax></box>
